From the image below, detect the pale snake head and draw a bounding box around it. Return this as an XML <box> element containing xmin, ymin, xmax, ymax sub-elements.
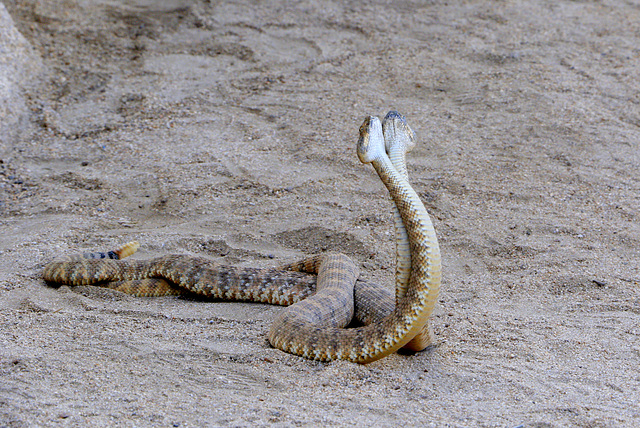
<box><xmin>382</xmin><ymin>110</ymin><xmax>416</xmax><ymax>158</ymax></box>
<box><xmin>356</xmin><ymin>115</ymin><xmax>385</xmax><ymax>164</ymax></box>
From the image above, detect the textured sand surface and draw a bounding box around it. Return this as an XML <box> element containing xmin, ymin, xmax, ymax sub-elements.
<box><xmin>1</xmin><ymin>1</ymin><xmax>639</xmax><ymax>426</ymax></box>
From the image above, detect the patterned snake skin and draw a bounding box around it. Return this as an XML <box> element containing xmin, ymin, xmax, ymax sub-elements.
<box><xmin>43</xmin><ymin>112</ymin><xmax>441</xmax><ymax>363</ymax></box>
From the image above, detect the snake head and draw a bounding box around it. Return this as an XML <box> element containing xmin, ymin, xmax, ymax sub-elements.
<box><xmin>382</xmin><ymin>111</ymin><xmax>416</xmax><ymax>155</ymax></box>
<box><xmin>357</xmin><ymin>116</ymin><xmax>386</xmax><ymax>164</ymax></box>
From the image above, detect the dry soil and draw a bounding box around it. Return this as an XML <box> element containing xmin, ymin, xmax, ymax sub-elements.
<box><xmin>1</xmin><ymin>0</ymin><xmax>639</xmax><ymax>427</ymax></box>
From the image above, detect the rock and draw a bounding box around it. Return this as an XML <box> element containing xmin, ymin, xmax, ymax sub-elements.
<box><xmin>0</xmin><ymin>3</ymin><xmax>42</xmax><ymax>149</ymax></box>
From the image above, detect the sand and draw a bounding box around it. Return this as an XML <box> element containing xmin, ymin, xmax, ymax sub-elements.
<box><xmin>1</xmin><ymin>0</ymin><xmax>639</xmax><ymax>426</ymax></box>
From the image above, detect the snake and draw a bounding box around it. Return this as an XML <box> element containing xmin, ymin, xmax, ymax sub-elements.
<box><xmin>42</xmin><ymin>112</ymin><xmax>441</xmax><ymax>363</ymax></box>
<box><xmin>382</xmin><ymin>111</ymin><xmax>433</xmax><ymax>352</ymax></box>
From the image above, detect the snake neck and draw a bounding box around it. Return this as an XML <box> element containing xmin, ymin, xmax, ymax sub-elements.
<box><xmin>386</xmin><ymin>145</ymin><xmax>412</xmax><ymax>302</ymax></box>
<box><xmin>364</xmin><ymin>154</ymin><xmax>441</xmax><ymax>361</ymax></box>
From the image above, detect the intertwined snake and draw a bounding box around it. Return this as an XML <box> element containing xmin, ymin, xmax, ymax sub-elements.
<box><xmin>43</xmin><ymin>112</ymin><xmax>441</xmax><ymax>363</ymax></box>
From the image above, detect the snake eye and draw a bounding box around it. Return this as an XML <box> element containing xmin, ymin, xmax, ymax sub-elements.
<box><xmin>359</xmin><ymin>117</ymin><xmax>371</xmax><ymax>135</ymax></box>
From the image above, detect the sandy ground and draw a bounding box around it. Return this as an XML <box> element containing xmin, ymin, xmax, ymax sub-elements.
<box><xmin>1</xmin><ymin>0</ymin><xmax>639</xmax><ymax>426</ymax></box>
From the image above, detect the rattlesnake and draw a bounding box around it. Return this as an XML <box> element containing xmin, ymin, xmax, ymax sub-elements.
<box><xmin>43</xmin><ymin>112</ymin><xmax>441</xmax><ymax>363</ymax></box>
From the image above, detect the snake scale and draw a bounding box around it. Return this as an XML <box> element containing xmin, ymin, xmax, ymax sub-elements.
<box><xmin>43</xmin><ymin>111</ymin><xmax>441</xmax><ymax>364</ymax></box>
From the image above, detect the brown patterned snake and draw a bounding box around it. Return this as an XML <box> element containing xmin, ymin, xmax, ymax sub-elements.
<box><xmin>382</xmin><ymin>111</ymin><xmax>433</xmax><ymax>352</ymax></box>
<box><xmin>43</xmin><ymin>112</ymin><xmax>441</xmax><ymax>363</ymax></box>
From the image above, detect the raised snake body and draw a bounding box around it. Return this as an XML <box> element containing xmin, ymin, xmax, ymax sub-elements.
<box><xmin>43</xmin><ymin>112</ymin><xmax>441</xmax><ymax>363</ymax></box>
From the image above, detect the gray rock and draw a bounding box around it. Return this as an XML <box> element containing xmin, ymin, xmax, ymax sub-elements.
<box><xmin>0</xmin><ymin>3</ymin><xmax>41</xmax><ymax>150</ymax></box>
